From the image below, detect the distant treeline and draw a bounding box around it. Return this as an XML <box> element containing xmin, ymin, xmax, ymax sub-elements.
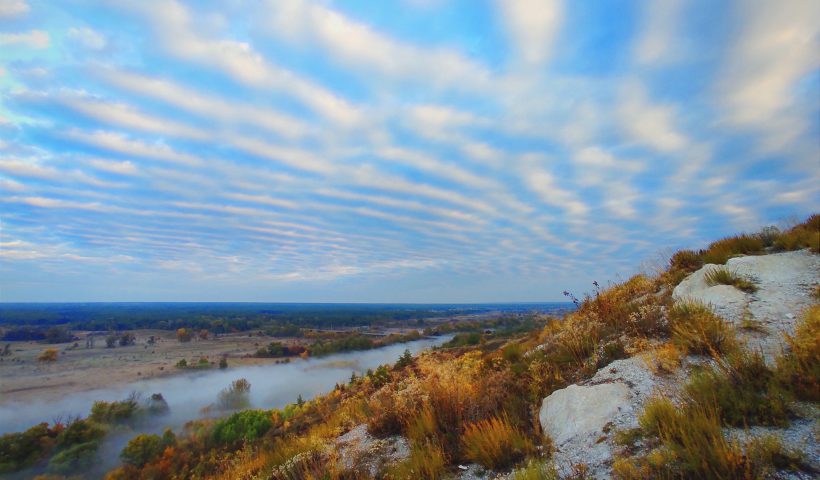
<box><xmin>0</xmin><ymin>303</ymin><xmax>573</xmax><ymax>333</ymax></box>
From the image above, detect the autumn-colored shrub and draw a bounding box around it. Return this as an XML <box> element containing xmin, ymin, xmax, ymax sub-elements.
<box><xmin>773</xmin><ymin>214</ymin><xmax>820</xmax><ymax>253</ymax></box>
<box><xmin>38</xmin><ymin>348</ymin><xmax>58</xmax><ymax>362</ymax></box>
<box><xmin>701</xmin><ymin>234</ymin><xmax>764</xmax><ymax>265</ymax></box>
<box><xmin>89</xmin><ymin>397</ymin><xmax>139</xmax><ymax>425</ymax></box>
<box><xmin>776</xmin><ymin>304</ymin><xmax>820</xmax><ymax>400</ymax></box>
<box><xmin>384</xmin><ymin>440</ymin><xmax>446</xmax><ymax>480</ymax></box>
<box><xmin>462</xmin><ymin>414</ymin><xmax>534</xmax><ymax>469</ymax></box>
<box><xmin>0</xmin><ymin>423</ymin><xmax>59</xmax><ymax>473</ymax></box>
<box><xmin>669</xmin><ymin>301</ymin><xmax>735</xmax><ymax>355</ymax></box>
<box><xmin>669</xmin><ymin>249</ymin><xmax>704</xmax><ymax>273</ymax></box>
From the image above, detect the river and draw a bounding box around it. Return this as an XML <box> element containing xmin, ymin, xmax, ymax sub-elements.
<box><xmin>0</xmin><ymin>335</ymin><xmax>450</xmax><ymax>435</ymax></box>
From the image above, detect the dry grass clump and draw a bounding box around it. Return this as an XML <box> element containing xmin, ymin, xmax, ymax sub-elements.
<box><xmin>383</xmin><ymin>440</ymin><xmax>446</xmax><ymax>480</ymax></box>
<box><xmin>702</xmin><ymin>234</ymin><xmax>765</xmax><ymax>265</ymax></box>
<box><xmin>776</xmin><ymin>304</ymin><xmax>820</xmax><ymax>401</ymax></box>
<box><xmin>461</xmin><ymin>415</ymin><xmax>535</xmax><ymax>470</ymax></box>
<box><xmin>773</xmin><ymin>214</ymin><xmax>820</xmax><ymax>253</ymax></box>
<box><xmin>642</xmin><ymin>342</ymin><xmax>683</xmax><ymax>375</ymax></box>
<box><xmin>509</xmin><ymin>459</ymin><xmax>559</xmax><ymax>480</ymax></box>
<box><xmin>615</xmin><ymin>397</ymin><xmax>792</xmax><ymax>480</ymax></box>
<box><xmin>685</xmin><ymin>349</ymin><xmax>790</xmax><ymax>427</ymax></box>
<box><xmin>669</xmin><ymin>301</ymin><xmax>736</xmax><ymax>356</ymax></box>
<box><xmin>704</xmin><ymin>267</ymin><xmax>758</xmax><ymax>293</ymax></box>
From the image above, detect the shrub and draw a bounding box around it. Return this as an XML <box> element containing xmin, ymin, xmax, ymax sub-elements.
<box><xmin>776</xmin><ymin>304</ymin><xmax>820</xmax><ymax>400</ymax></box>
<box><xmin>461</xmin><ymin>414</ymin><xmax>534</xmax><ymax>470</ymax></box>
<box><xmin>216</xmin><ymin>378</ymin><xmax>251</xmax><ymax>410</ymax></box>
<box><xmin>176</xmin><ymin>328</ymin><xmax>192</xmax><ymax>343</ymax></box>
<box><xmin>120</xmin><ymin>434</ymin><xmax>164</xmax><ymax>467</ymax></box>
<box><xmin>669</xmin><ymin>249</ymin><xmax>703</xmax><ymax>273</ymax></box>
<box><xmin>636</xmin><ymin>398</ymin><xmax>755</xmax><ymax>478</ymax></box>
<box><xmin>118</xmin><ymin>332</ymin><xmax>136</xmax><ymax>346</ymax></box>
<box><xmin>509</xmin><ymin>459</ymin><xmax>559</xmax><ymax>480</ymax></box>
<box><xmin>703</xmin><ymin>267</ymin><xmax>757</xmax><ymax>293</ymax></box>
<box><xmin>57</xmin><ymin>419</ymin><xmax>104</xmax><ymax>448</ymax></box>
<box><xmin>38</xmin><ymin>348</ymin><xmax>58</xmax><ymax>362</ymax></box>
<box><xmin>0</xmin><ymin>423</ymin><xmax>57</xmax><ymax>473</ymax></box>
<box><xmin>773</xmin><ymin>214</ymin><xmax>820</xmax><ymax>253</ymax></box>
<box><xmin>701</xmin><ymin>234</ymin><xmax>764</xmax><ymax>265</ymax></box>
<box><xmin>175</xmin><ymin>358</ymin><xmax>187</xmax><ymax>368</ymax></box>
<box><xmin>212</xmin><ymin>410</ymin><xmax>273</xmax><ymax>445</ymax></box>
<box><xmin>669</xmin><ymin>301</ymin><xmax>735</xmax><ymax>355</ymax></box>
<box><xmin>685</xmin><ymin>349</ymin><xmax>790</xmax><ymax>427</ymax></box>
<box><xmin>642</xmin><ymin>342</ymin><xmax>682</xmax><ymax>375</ymax></box>
<box><xmin>625</xmin><ymin>396</ymin><xmax>807</xmax><ymax>479</ymax></box>
<box><xmin>47</xmin><ymin>441</ymin><xmax>99</xmax><ymax>474</ymax></box>
<box><xmin>89</xmin><ymin>397</ymin><xmax>139</xmax><ymax>424</ymax></box>
<box><xmin>219</xmin><ymin>357</ymin><xmax>228</xmax><ymax>369</ymax></box>
<box><xmin>384</xmin><ymin>440</ymin><xmax>446</xmax><ymax>480</ymax></box>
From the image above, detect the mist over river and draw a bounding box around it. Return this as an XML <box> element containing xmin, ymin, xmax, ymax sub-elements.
<box><xmin>0</xmin><ymin>336</ymin><xmax>450</xmax><ymax>435</ymax></box>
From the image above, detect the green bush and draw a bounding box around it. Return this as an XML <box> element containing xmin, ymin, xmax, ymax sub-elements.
<box><xmin>57</xmin><ymin>419</ymin><xmax>105</xmax><ymax>447</ymax></box>
<box><xmin>48</xmin><ymin>440</ymin><xmax>99</xmax><ymax>474</ymax></box>
<box><xmin>89</xmin><ymin>397</ymin><xmax>139</xmax><ymax>424</ymax></box>
<box><xmin>0</xmin><ymin>423</ymin><xmax>57</xmax><ymax>473</ymax></box>
<box><xmin>120</xmin><ymin>434</ymin><xmax>165</xmax><ymax>467</ymax></box>
<box><xmin>212</xmin><ymin>410</ymin><xmax>273</xmax><ymax>444</ymax></box>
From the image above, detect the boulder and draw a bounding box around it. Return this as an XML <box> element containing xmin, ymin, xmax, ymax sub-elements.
<box><xmin>539</xmin><ymin>383</ymin><xmax>630</xmax><ymax>446</ymax></box>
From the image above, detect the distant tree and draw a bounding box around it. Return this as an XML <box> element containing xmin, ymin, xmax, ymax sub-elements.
<box><xmin>44</xmin><ymin>327</ymin><xmax>73</xmax><ymax>344</ymax></box>
<box><xmin>105</xmin><ymin>335</ymin><xmax>117</xmax><ymax>348</ymax></box>
<box><xmin>296</xmin><ymin>394</ymin><xmax>304</xmax><ymax>407</ymax></box>
<box><xmin>176</xmin><ymin>328</ymin><xmax>192</xmax><ymax>343</ymax></box>
<box><xmin>146</xmin><ymin>393</ymin><xmax>170</xmax><ymax>416</ymax></box>
<box><xmin>119</xmin><ymin>332</ymin><xmax>136</xmax><ymax>347</ymax></box>
<box><xmin>38</xmin><ymin>348</ymin><xmax>58</xmax><ymax>362</ymax></box>
<box><xmin>146</xmin><ymin>335</ymin><xmax>156</xmax><ymax>346</ymax></box>
<box><xmin>219</xmin><ymin>357</ymin><xmax>228</xmax><ymax>369</ymax></box>
<box><xmin>198</xmin><ymin>329</ymin><xmax>209</xmax><ymax>341</ymax></box>
<box><xmin>175</xmin><ymin>359</ymin><xmax>188</xmax><ymax>369</ymax></box>
<box><xmin>216</xmin><ymin>378</ymin><xmax>251</xmax><ymax>410</ymax></box>
<box><xmin>1</xmin><ymin>344</ymin><xmax>11</xmax><ymax>357</ymax></box>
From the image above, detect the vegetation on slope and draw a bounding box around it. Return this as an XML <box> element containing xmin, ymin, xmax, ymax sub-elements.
<box><xmin>1</xmin><ymin>215</ymin><xmax>817</xmax><ymax>479</ymax></box>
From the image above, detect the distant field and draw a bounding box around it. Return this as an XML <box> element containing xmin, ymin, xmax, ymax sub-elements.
<box><xmin>0</xmin><ymin>302</ymin><xmax>573</xmax><ymax>331</ymax></box>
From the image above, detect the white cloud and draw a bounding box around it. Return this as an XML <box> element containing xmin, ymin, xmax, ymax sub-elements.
<box><xmin>0</xmin><ymin>30</ymin><xmax>49</xmax><ymax>49</ymax></box>
<box><xmin>67</xmin><ymin>27</ymin><xmax>106</xmax><ymax>50</ymax></box>
<box><xmin>496</xmin><ymin>0</ymin><xmax>563</xmax><ymax>66</ymax></box>
<box><xmin>0</xmin><ymin>0</ymin><xmax>28</xmax><ymax>18</ymax></box>
<box><xmin>86</xmin><ymin>158</ymin><xmax>138</xmax><ymax>175</ymax></box>
<box><xmin>617</xmin><ymin>81</ymin><xmax>687</xmax><ymax>152</ymax></box>
<box><xmin>265</xmin><ymin>0</ymin><xmax>491</xmax><ymax>90</ymax></box>
<box><xmin>130</xmin><ymin>0</ymin><xmax>361</xmax><ymax>125</ymax></box>
<box><xmin>66</xmin><ymin>129</ymin><xmax>202</xmax><ymax>166</ymax></box>
<box><xmin>634</xmin><ymin>0</ymin><xmax>686</xmax><ymax>65</ymax></box>
<box><xmin>101</xmin><ymin>69</ymin><xmax>312</xmax><ymax>139</ymax></box>
<box><xmin>519</xmin><ymin>156</ymin><xmax>588</xmax><ymax>217</ymax></box>
<box><xmin>718</xmin><ymin>0</ymin><xmax>820</xmax><ymax>151</ymax></box>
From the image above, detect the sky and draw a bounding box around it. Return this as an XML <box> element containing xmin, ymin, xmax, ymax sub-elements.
<box><xmin>0</xmin><ymin>0</ymin><xmax>818</xmax><ymax>303</ymax></box>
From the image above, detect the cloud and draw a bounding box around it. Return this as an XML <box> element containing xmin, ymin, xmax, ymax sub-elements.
<box><xmin>496</xmin><ymin>0</ymin><xmax>563</xmax><ymax>66</ymax></box>
<box><xmin>264</xmin><ymin>0</ymin><xmax>492</xmax><ymax>90</ymax></box>
<box><xmin>130</xmin><ymin>0</ymin><xmax>362</xmax><ymax>125</ymax></box>
<box><xmin>634</xmin><ymin>0</ymin><xmax>686</xmax><ymax>65</ymax></box>
<box><xmin>65</xmin><ymin>129</ymin><xmax>202</xmax><ymax>166</ymax></box>
<box><xmin>519</xmin><ymin>156</ymin><xmax>588</xmax><ymax>217</ymax></box>
<box><xmin>67</xmin><ymin>27</ymin><xmax>106</xmax><ymax>50</ymax></box>
<box><xmin>617</xmin><ymin>81</ymin><xmax>688</xmax><ymax>152</ymax></box>
<box><xmin>0</xmin><ymin>30</ymin><xmax>49</xmax><ymax>49</ymax></box>
<box><xmin>0</xmin><ymin>0</ymin><xmax>28</xmax><ymax>18</ymax></box>
<box><xmin>100</xmin><ymin>69</ymin><xmax>313</xmax><ymax>139</ymax></box>
<box><xmin>718</xmin><ymin>0</ymin><xmax>820</xmax><ymax>151</ymax></box>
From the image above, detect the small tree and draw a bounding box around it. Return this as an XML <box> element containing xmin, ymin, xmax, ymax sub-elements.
<box><xmin>219</xmin><ymin>357</ymin><xmax>228</xmax><ymax>369</ymax></box>
<box><xmin>38</xmin><ymin>348</ymin><xmax>58</xmax><ymax>362</ymax></box>
<box><xmin>394</xmin><ymin>349</ymin><xmax>413</xmax><ymax>369</ymax></box>
<box><xmin>176</xmin><ymin>328</ymin><xmax>192</xmax><ymax>343</ymax></box>
<box><xmin>175</xmin><ymin>359</ymin><xmax>188</xmax><ymax>369</ymax></box>
<box><xmin>119</xmin><ymin>332</ymin><xmax>136</xmax><ymax>347</ymax></box>
<box><xmin>105</xmin><ymin>335</ymin><xmax>117</xmax><ymax>348</ymax></box>
<box><xmin>216</xmin><ymin>378</ymin><xmax>251</xmax><ymax>410</ymax></box>
<box><xmin>198</xmin><ymin>329</ymin><xmax>209</xmax><ymax>341</ymax></box>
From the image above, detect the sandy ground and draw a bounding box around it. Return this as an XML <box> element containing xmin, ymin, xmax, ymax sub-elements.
<box><xmin>0</xmin><ymin>330</ymin><xmax>302</xmax><ymax>405</ymax></box>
